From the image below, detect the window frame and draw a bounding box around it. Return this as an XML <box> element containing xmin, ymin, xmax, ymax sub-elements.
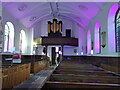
<box><xmin>4</xmin><ymin>22</ymin><xmax>14</xmax><ymax>52</ymax></box>
<box><xmin>115</xmin><ymin>8</ymin><xmax>120</xmax><ymax>52</ymax></box>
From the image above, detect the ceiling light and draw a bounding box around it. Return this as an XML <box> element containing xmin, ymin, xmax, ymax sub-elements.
<box><xmin>78</xmin><ymin>5</ymin><xmax>88</xmax><ymax>10</ymax></box>
<box><xmin>18</xmin><ymin>4</ymin><xmax>27</xmax><ymax>11</ymax></box>
<box><xmin>29</xmin><ymin>16</ymin><xmax>37</xmax><ymax>21</ymax></box>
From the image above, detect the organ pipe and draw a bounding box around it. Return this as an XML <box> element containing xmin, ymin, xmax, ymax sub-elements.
<box><xmin>53</xmin><ymin>19</ymin><xmax>57</xmax><ymax>33</ymax></box>
<box><xmin>57</xmin><ymin>23</ymin><xmax>59</xmax><ymax>32</ymax></box>
<box><xmin>51</xmin><ymin>23</ymin><xmax>53</xmax><ymax>32</ymax></box>
<box><xmin>48</xmin><ymin>21</ymin><xmax>51</xmax><ymax>33</ymax></box>
<box><xmin>59</xmin><ymin>21</ymin><xmax>62</xmax><ymax>33</ymax></box>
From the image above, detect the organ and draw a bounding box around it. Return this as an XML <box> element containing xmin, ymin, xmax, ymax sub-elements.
<box><xmin>48</xmin><ymin>19</ymin><xmax>62</xmax><ymax>37</ymax></box>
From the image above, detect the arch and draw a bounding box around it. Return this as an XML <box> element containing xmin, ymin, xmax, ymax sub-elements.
<box><xmin>94</xmin><ymin>22</ymin><xmax>101</xmax><ymax>54</ymax></box>
<box><xmin>87</xmin><ymin>30</ymin><xmax>91</xmax><ymax>54</ymax></box>
<box><xmin>4</xmin><ymin>22</ymin><xmax>14</xmax><ymax>52</ymax></box>
<box><xmin>108</xmin><ymin>4</ymin><xmax>119</xmax><ymax>53</ymax></box>
<box><xmin>19</xmin><ymin>30</ymin><xmax>27</xmax><ymax>53</ymax></box>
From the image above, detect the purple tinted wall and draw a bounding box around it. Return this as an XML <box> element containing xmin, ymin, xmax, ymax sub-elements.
<box><xmin>87</xmin><ymin>29</ymin><xmax>91</xmax><ymax>54</ymax></box>
<box><xmin>94</xmin><ymin>22</ymin><xmax>100</xmax><ymax>54</ymax></box>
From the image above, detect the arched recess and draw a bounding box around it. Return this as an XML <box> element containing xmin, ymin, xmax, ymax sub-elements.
<box><xmin>94</xmin><ymin>22</ymin><xmax>101</xmax><ymax>54</ymax></box>
<box><xmin>87</xmin><ymin>30</ymin><xmax>91</xmax><ymax>54</ymax></box>
<box><xmin>108</xmin><ymin>4</ymin><xmax>119</xmax><ymax>53</ymax></box>
<box><xmin>19</xmin><ymin>30</ymin><xmax>27</xmax><ymax>53</ymax></box>
<box><xmin>4</xmin><ymin>22</ymin><xmax>14</xmax><ymax>52</ymax></box>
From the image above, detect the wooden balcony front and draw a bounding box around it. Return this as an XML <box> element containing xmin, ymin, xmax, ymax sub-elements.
<box><xmin>41</xmin><ymin>36</ymin><xmax>78</xmax><ymax>46</ymax></box>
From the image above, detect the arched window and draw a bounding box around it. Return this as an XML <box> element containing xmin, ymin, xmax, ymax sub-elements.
<box><xmin>4</xmin><ymin>22</ymin><xmax>14</xmax><ymax>52</ymax></box>
<box><xmin>115</xmin><ymin>8</ymin><xmax>120</xmax><ymax>52</ymax></box>
<box><xmin>108</xmin><ymin>4</ymin><xmax>118</xmax><ymax>53</ymax></box>
<box><xmin>19</xmin><ymin>30</ymin><xmax>27</xmax><ymax>53</ymax></box>
<box><xmin>94</xmin><ymin>22</ymin><xmax>101</xmax><ymax>54</ymax></box>
<box><xmin>87</xmin><ymin>30</ymin><xmax>91</xmax><ymax>54</ymax></box>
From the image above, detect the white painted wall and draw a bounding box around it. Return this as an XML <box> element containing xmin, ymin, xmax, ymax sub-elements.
<box><xmin>0</xmin><ymin>2</ymin><xmax>2</xmax><ymax>52</ymax></box>
<box><xmin>34</xmin><ymin>18</ymin><xmax>76</xmax><ymax>38</ymax></box>
<box><xmin>87</xmin><ymin>2</ymin><xmax>119</xmax><ymax>56</ymax></box>
<box><xmin>2</xmin><ymin>7</ymin><xmax>33</xmax><ymax>55</ymax></box>
<box><xmin>26</xmin><ymin>28</ymin><xmax>34</xmax><ymax>55</ymax></box>
<box><xmin>0</xmin><ymin>2</ymin><xmax>2</xmax><ymax>90</ymax></box>
<box><xmin>77</xmin><ymin>26</ymin><xmax>87</xmax><ymax>55</ymax></box>
<box><xmin>0</xmin><ymin>2</ymin><xmax>2</xmax><ymax>21</ymax></box>
<box><xmin>34</xmin><ymin>22</ymin><xmax>41</xmax><ymax>39</ymax></box>
<box><xmin>33</xmin><ymin>18</ymin><xmax>87</xmax><ymax>56</ymax></box>
<box><xmin>63</xmin><ymin>47</ymin><xmax>78</xmax><ymax>55</ymax></box>
<box><xmin>62</xmin><ymin>19</ymin><xmax>73</xmax><ymax>37</ymax></box>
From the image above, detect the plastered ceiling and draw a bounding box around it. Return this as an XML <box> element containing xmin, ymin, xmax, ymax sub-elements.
<box><xmin>3</xmin><ymin>2</ymin><xmax>106</xmax><ymax>29</ymax></box>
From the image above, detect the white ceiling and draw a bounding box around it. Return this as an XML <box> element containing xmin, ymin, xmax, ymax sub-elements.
<box><xmin>3</xmin><ymin>2</ymin><xmax>106</xmax><ymax>29</ymax></box>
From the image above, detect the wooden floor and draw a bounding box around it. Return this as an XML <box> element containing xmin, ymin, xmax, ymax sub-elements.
<box><xmin>42</xmin><ymin>60</ymin><xmax>120</xmax><ymax>90</ymax></box>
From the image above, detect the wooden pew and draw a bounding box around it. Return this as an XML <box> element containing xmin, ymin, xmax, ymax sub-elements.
<box><xmin>42</xmin><ymin>59</ymin><xmax>120</xmax><ymax>89</ymax></box>
<box><xmin>64</xmin><ymin>56</ymin><xmax>120</xmax><ymax>73</ymax></box>
<box><xmin>50</xmin><ymin>74</ymin><xmax>120</xmax><ymax>84</ymax></box>
<box><xmin>31</xmin><ymin>60</ymin><xmax>50</xmax><ymax>74</ymax></box>
<box><xmin>45</xmin><ymin>81</ymin><xmax>120</xmax><ymax>89</ymax></box>
<box><xmin>101</xmin><ymin>63</ymin><xmax>120</xmax><ymax>72</ymax></box>
<box><xmin>57</xmin><ymin>66</ymin><xmax>104</xmax><ymax>71</ymax></box>
<box><xmin>1</xmin><ymin>63</ymin><xmax>31</xmax><ymax>89</ymax></box>
<box><xmin>54</xmin><ymin>70</ymin><xmax>116</xmax><ymax>76</ymax></box>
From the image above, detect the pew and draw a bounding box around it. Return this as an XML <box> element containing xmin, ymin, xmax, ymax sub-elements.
<box><xmin>50</xmin><ymin>74</ymin><xmax>120</xmax><ymax>84</ymax></box>
<box><xmin>64</xmin><ymin>56</ymin><xmax>120</xmax><ymax>73</ymax></box>
<box><xmin>54</xmin><ymin>70</ymin><xmax>117</xmax><ymax>76</ymax></box>
<box><xmin>31</xmin><ymin>60</ymin><xmax>50</xmax><ymax>74</ymax></box>
<box><xmin>1</xmin><ymin>54</ymin><xmax>50</xmax><ymax>89</ymax></box>
<box><xmin>101</xmin><ymin>63</ymin><xmax>120</xmax><ymax>72</ymax></box>
<box><xmin>45</xmin><ymin>81</ymin><xmax>120</xmax><ymax>89</ymax></box>
<box><xmin>42</xmin><ymin>59</ymin><xmax>120</xmax><ymax>89</ymax></box>
<box><xmin>1</xmin><ymin>63</ymin><xmax>31</xmax><ymax>89</ymax></box>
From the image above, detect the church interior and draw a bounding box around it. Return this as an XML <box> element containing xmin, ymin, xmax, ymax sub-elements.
<box><xmin>0</xmin><ymin>0</ymin><xmax>120</xmax><ymax>89</ymax></box>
